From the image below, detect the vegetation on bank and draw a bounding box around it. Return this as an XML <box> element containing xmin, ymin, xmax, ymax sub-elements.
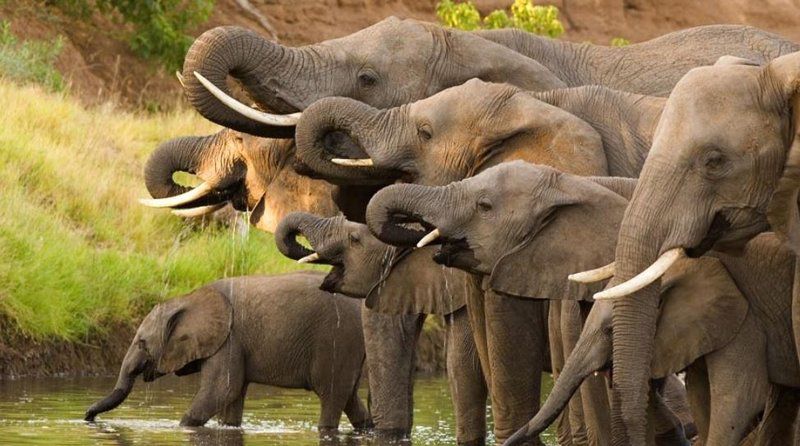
<box><xmin>0</xmin><ymin>78</ymin><xmax>313</xmax><ymax>341</ymax></box>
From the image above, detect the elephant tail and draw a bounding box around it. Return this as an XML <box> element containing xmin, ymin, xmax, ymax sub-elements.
<box><xmin>84</xmin><ymin>344</ymin><xmax>147</xmax><ymax>422</ymax></box>
<box><xmin>504</xmin><ymin>328</ymin><xmax>611</xmax><ymax>446</ymax></box>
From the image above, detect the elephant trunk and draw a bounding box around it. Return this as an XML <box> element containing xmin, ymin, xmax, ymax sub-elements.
<box><xmin>505</xmin><ymin>318</ymin><xmax>611</xmax><ymax>446</ymax></box>
<box><xmin>294</xmin><ymin>97</ymin><xmax>402</xmax><ymax>185</ymax></box>
<box><xmin>84</xmin><ymin>344</ymin><xmax>147</xmax><ymax>422</ymax></box>
<box><xmin>366</xmin><ymin>183</ymin><xmax>455</xmax><ymax>247</ymax></box>
<box><xmin>275</xmin><ymin>212</ymin><xmax>320</xmax><ymax>260</ymax></box>
<box><xmin>182</xmin><ymin>26</ymin><xmax>306</xmax><ymax>138</ymax></box>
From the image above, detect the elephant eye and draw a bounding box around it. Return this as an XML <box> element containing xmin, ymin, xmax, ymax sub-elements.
<box><xmin>348</xmin><ymin>232</ymin><xmax>361</xmax><ymax>245</ymax></box>
<box><xmin>477</xmin><ymin>198</ymin><xmax>493</xmax><ymax>212</ymax></box>
<box><xmin>700</xmin><ymin>149</ymin><xmax>730</xmax><ymax>177</ymax></box>
<box><xmin>418</xmin><ymin>124</ymin><xmax>432</xmax><ymax>141</ymax></box>
<box><xmin>358</xmin><ymin>70</ymin><xmax>378</xmax><ymax>88</ymax></box>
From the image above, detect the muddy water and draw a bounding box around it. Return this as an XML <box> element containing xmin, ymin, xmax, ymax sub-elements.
<box><xmin>0</xmin><ymin>374</ymin><xmax>556</xmax><ymax>445</ymax></box>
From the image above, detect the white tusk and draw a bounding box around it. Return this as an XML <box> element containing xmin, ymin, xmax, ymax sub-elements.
<box><xmin>594</xmin><ymin>248</ymin><xmax>685</xmax><ymax>300</ymax></box>
<box><xmin>568</xmin><ymin>262</ymin><xmax>616</xmax><ymax>283</ymax></box>
<box><xmin>139</xmin><ymin>182</ymin><xmax>213</xmax><ymax>208</ymax></box>
<box><xmin>417</xmin><ymin>228</ymin><xmax>440</xmax><ymax>248</ymax></box>
<box><xmin>175</xmin><ymin>71</ymin><xmax>185</xmax><ymax>88</ymax></box>
<box><xmin>331</xmin><ymin>158</ymin><xmax>374</xmax><ymax>167</ymax></box>
<box><xmin>170</xmin><ymin>203</ymin><xmax>226</xmax><ymax>218</ymax></box>
<box><xmin>193</xmin><ymin>71</ymin><xmax>301</xmax><ymax>126</ymax></box>
<box><xmin>297</xmin><ymin>252</ymin><xmax>320</xmax><ymax>264</ymax></box>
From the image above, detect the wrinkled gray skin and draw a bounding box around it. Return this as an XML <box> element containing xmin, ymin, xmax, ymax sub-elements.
<box><xmin>578</xmin><ymin>52</ymin><xmax>800</xmax><ymax>444</ymax></box>
<box><xmin>366</xmin><ymin>162</ymin><xmax>800</xmax><ymax>445</ymax></box>
<box><xmin>84</xmin><ymin>272</ymin><xmax>371</xmax><ymax>434</ymax></box>
<box><xmin>275</xmin><ymin>212</ymin><xmax>488</xmax><ymax>445</ymax></box>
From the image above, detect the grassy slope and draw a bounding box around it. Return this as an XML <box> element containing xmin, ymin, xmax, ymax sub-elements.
<box><xmin>0</xmin><ymin>79</ymin><xmax>315</xmax><ymax>341</ymax></box>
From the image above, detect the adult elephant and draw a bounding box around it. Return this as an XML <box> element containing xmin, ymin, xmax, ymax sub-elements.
<box><xmin>138</xmin><ymin>130</ymin><xmax>435</xmax><ymax>440</ymax></box>
<box><xmin>365</xmin><ymin>161</ymin><xmax>798</xmax><ymax>445</ymax></box>
<box><xmin>292</xmin><ymin>80</ymin><xmax>667</xmax><ymax>444</ymax></box>
<box><xmin>555</xmin><ymin>51</ymin><xmax>800</xmax><ymax>445</ymax></box>
<box><xmin>180</xmin><ymin>17</ymin><xmax>796</xmax><ymax>142</ymax></box>
<box><xmin>274</xmin><ymin>212</ymin><xmax>489</xmax><ymax>446</ymax></box>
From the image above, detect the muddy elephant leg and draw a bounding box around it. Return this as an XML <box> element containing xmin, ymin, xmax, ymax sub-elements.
<box><xmin>446</xmin><ymin>306</ymin><xmax>488</xmax><ymax>446</ymax></box>
<box><xmin>218</xmin><ymin>383</ymin><xmax>248</xmax><ymax>426</ymax></box>
<box><xmin>549</xmin><ymin>301</ymin><xmax>574</xmax><ymax>446</ymax></box>
<box><xmin>343</xmin><ymin>385</ymin><xmax>372</xmax><ymax>431</ymax></box>
<box><xmin>754</xmin><ymin>385</ymin><xmax>800</xmax><ymax>445</ymax></box>
<box><xmin>484</xmin><ymin>290</ymin><xmax>547</xmax><ymax>445</ymax></box>
<box><xmin>361</xmin><ymin>302</ymin><xmax>424</xmax><ymax>439</ymax></box>
<box><xmin>181</xmin><ymin>340</ymin><xmax>246</xmax><ymax>426</ymax></box>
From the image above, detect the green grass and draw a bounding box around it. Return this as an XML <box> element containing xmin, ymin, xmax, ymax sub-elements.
<box><xmin>0</xmin><ymin>79</ymin><xmax>316</xmax><ymax>341</ymax></box>
<box><xmin>0</xmin><ymin>20</ymin><xmax>66</xmax><ymax>92</ymax></box>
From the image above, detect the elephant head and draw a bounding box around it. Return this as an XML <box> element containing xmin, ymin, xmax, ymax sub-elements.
<box><xmin>140</xmin><ymin>128</ymin><xmax>338</xmax><ymax>231</ymax></box>
<box><xmin>181</xmin><ymin>17</ymin><xmax>565</xmax><ymax>141</ymax></box>
<box><xmin>274</xmin><ymin>212</ymin><xmax>467</xmax><ymax>315</ymax></box>
<box><xmin>567</xmin><ymin>51</ymin><xmax>800</xmax><ymax>443</ymax></box>
<box><xmin>294</xmin><ymin>79</ymin><xmax>607</xmax><ymax>186</ymax></box>
<box><xmin>365</xmin><ymin>161</ymin><xmax>631</xmax><ymax>302</ymax></box>
<box><xmin>85</xmin><ymin>288</ymin><xmax>232</xmax><ymax>422</ymax></box>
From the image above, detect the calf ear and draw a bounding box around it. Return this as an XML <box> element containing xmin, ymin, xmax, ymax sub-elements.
<box><xmin>651</xmin><ymin>257</ymin><xmax>748</xmax><ymax>378</ymax></box>
<box><xmin>366</xmin><ymin>247</ymin><xmax>471</xmax><ymax>315</ymax></box>
<box><xmin>488</xmin><ymin>183</ymin><xmax>627</xmax><ymax>301</ymax></box>
<box><xmin>156</xmin><ymin>287</ymin><xmax>233</xmax><ymax>374</ymax></box>
<box><xmin>585</xmin><ymin>176</ymin><xmax>637</xmax><ymax>200</ymax></box>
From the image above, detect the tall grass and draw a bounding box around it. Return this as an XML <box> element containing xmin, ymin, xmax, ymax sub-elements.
<box><xmin>0</xmin><ymin>79</ymin><xmax>313</xmax><ymax>341</ymax></box>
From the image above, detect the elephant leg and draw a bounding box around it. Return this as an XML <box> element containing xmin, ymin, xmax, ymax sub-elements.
<box><xmin>466</xmin><ymin>282</ymin><xmax>492</xmax><ymax>387</ymax></box>
<box><xmin>361</xmin><ymin>303</ymin><xmax>424</xmax><ymax>439</ymax></box>
<box><xmin>549</xmin><ymin>301</ymin><xmax>574</xmax><ymax>446</ymax></box>
<box><xmin>484</xmin><ymin>290</ymin><xmax>547</xmax><ymax>445</ymax></box>
<box><xmin>754</xmin><ymin>385</ymin><xmax>800</xmax><ymax>446</ymax></box>
<box><xmin>181</xmin><ymin>340</ymin><xmax>246</xmax><ymax>426</ymax></box>
<box><xmin>685</xmin><ymin>360</ymin><xmax>710</xmax><ymax>445</ymax></box>
<box><xmin>704</xmin><ymin>317</ymin><xmax>769</xmax><ymax>446</ymax></box>
<box><xmin>217</xmin><ymin>383</ymin><xmax>248</xmax><ymax>426</ymax></box>
<box><xmin>648</xmin><ymin>384</ymin><xmax>689</xmax><ymax>446</ymax></box>
<box><xmin>343</xmin><ymin>385</ymin><xmax>372</xmax><ymax>431</ymax></box>
<box><xmin>446</xmin><ymin>306</ymin><xmax>488</xmax><ymax>446</ymax></box>
<box><xmin>660</xmin><ymin>375</ymin><xmax>697</xmax><ymax>441</ymax></box>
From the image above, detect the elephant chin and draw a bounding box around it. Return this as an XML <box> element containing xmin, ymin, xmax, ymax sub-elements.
<box><xmin>320</xmin><ymin>265</ymin><xmax>345</xmax><ymax>293</ymax></box>
<box><xmin>433</xmin><ymin>240</ymin><xmax>481</xmax><ymax>273</ymax></box>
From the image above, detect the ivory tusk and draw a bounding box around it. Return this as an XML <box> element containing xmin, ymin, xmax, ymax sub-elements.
<box><xmin>331</xmin><ymin>158</ymin><xmax>374</xmax><ymax>167</ymax></box>
<box><xmin>417</xmin><ymin>228</ymin><xmax>440</xmax><ymax>248</ymax></box>
<box><xmin>594</xmin><ymin>248</ymin><xmax>685</xmax><ymax>300</ymax></box>
<box><xmin>193</xmin><ymin>71</ymin><xmax>301</xmax><ymax>126</ymax></box>
<box><xmin>568</xmin><ymin>262</ymin><xmax>616</xmax><ymax>283</ymax></box>
<box><xmin>175</xmin><ymin>71</ymin><xmax>185</xmax><ymax>88</ymax></box>
<box><xmin>139</xmin><ymin>182</ymin><xmax>213</xmax><ymax>208</ymax></box>
<box><xmin>297</xmin><ymin>252</ymin><xmax>320</xmax><ymax>264</ymax></box>
<box><xmin>170</xmin><ymin>203</ymin><xmax>226</xmax><ymax>218</ymax></box>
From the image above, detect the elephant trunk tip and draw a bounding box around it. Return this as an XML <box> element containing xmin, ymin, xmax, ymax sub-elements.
<box><xmin>83</xmin><ymin>388</ymin><xmax>130</xmax><ymax>422</ymax></box>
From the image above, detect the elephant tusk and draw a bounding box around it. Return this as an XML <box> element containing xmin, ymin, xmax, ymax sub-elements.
<box><xmin>416</xmin><ymin>228</ymin><xmax>440</xmax><ymax>248</ymax></box>
<box><xmin>139</xmin><ymin>182</ymin><xmax>213</xmax><ymax>208</ymax></box>
<box><xmin>594</xmin><ymin>248</ymin><xmax>685</xmax><ymax>300</ymax></box>
<box><xmin>568</xmin><ymin>262</ymin><xmax>615</xmax><ymax>283</ymax></box>
<box><xmin>331</xmin><ymin>158</ymin><xmax>374</xmax><ymax>167</ymax></box>
<box><xmin>170</xmin><ymin>203</ymin><xmax>226</xmax><ymax>217</ymax></box>
<box><xmin>175</xmin><ymin>71</ymin><xmax>185</xmax><ymax>88</ymax></box>
<box><xmin>297</xmin><ymin>252</ymin><xmax>320</xmax><ymax>264</ymax></box>
<box><xmin>193</xmin><ymin>71</ymin><xmax>301</xmax><ymax>126</ymax></box>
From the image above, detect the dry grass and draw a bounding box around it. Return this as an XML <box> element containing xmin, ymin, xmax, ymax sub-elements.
<box><xmin>0</xmin><ymin>79</ymin><xmax>313</xmax><ymax>340</ymax></box>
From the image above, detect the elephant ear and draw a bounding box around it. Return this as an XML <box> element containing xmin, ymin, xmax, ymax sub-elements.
<box><xmin>156</xmin><ymin>287</ymin><xmax>233</xmax><ymax>374</ymax></box>
<box><xmin>714</xmin><ymin>55</ymin><xmax>760</xmax><ymax>67</ymax></box>
<box><xmin>767</xmin><ymin>53</ymin><xmax>800</xmax><ymax>255</ymax></box>
<box><xmin>488</xmin><ymin>177</ymin><xmax>628</xmax><ymax>301</ymax></box>
<box><xmin>585</xmin><ymin>176</ymin><xmax>637</xmax><ymax>200</ymax></box>
<box><xmin>366</xmin><ymin>246</ymin><xmax>469</xmax><ymax>315</ymax></box>
<box><xmin>651</xmin><ymin>256</ymin><xmax>748</xmax><ymax>378</ymax></box>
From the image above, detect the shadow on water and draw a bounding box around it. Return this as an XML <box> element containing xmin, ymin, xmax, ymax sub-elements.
<box><xmin>0</xmin><ymin>374</ymin><xmax>556</xmax><ymax>445</ymax></box>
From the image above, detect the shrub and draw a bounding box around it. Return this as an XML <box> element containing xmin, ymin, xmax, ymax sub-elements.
<box><xmin>0</xmin><ymin>21</ymin><xmax>66</xmax><ymax>92</ymax></box>
<box><xmin>611</xmin><ymin>37</ymin><xmax>631</xmax><ymax>47</ymax></box>
<box><xmin>436</xmin><ymin>0</ymin><xmax>564</xmax><ymax>38</ymax></box>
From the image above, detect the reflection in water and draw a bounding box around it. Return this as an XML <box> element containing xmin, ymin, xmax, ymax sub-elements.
<box><xmin>0</xmin><ymin>374</ymin><xmax>555</xmax><ymax>445</ymax></box>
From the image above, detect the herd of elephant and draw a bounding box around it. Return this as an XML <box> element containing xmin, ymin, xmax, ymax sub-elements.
<box><xmin>81</xmin><ymin>15</ymin><xmax>800</xmax><ymax>446</ymax></box>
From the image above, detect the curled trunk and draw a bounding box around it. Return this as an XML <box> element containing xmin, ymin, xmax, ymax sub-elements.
<box><xmin>182</xmin><ymin>26</ymin><xmax>303</xmax><ymax>138</ymax></box>
<box><xmin>274</xmin><ymin>212</ymin><xmax>320</xmax><ymax>260</ymax></box>
<box><xmin>365</xmin><ymin>183</ymin><xmax>451</xmax><ymax>247</ymax></box>
<box><xmin>84</xmin><ymin>344</ymin><xmax>146</xmax><ymax>422</ymax></box>
<box><xmin>294</xmin><ymin>97</ymin><xmax>401</xmax><ymax>185</ymax></box>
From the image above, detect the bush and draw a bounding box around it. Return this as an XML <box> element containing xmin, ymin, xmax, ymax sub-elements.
<box><xmin>0</xmin><ymin>21</ymin><xmax>66</xmax><ymax>92</ymax></box>
<box><xmin>611</xmin><ymin>37</ymin><xmax>631</xmax><ymax>47</ymax></box>
<box><xmin>49</xmin><ymin>0</ymin><xmax>214</xmax><ymax>71</ymax></box>
<box><xmin>436</xmin><ymin>0</ymin><xmax>564</xmax><ymax>38</ymax></box>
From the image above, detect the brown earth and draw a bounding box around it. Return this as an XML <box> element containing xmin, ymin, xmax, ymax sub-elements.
<box><xmin>4</xmin><ymin>0</ymin><xmax>800</xmax><ymax>109</ymax></box>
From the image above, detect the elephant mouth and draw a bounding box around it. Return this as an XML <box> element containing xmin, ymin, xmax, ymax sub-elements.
<box><xmin>320</xmin><ymin>265</ymin><xmax>345</xmax><ymax>293</ymax></box>
<box><xmin>433</xmin><ymin>239</ymin><xmax>481</xmax><ymax>272</ymax></box>
<box><xmin>686</xmin><ymin>209</ymin><xmax>767</xmax><ymax>257</ymax></box>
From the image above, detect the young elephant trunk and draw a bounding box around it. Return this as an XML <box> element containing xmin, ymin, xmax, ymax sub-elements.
<box><xmin>84</xmin><ymin>344</ymin><xmax>147</xmax><ymax>422</ymax></box>
<box><xmin>144</xmin><ymin>134</ymin><xmax>217</xmax><ymax>201</ymax></box>
<box><xmin>366</xmin><ymin>183</ymin><xmax>455</xmax><ymax>247</ymax></box>
<box><xmin>274</xmin><ymin>212</ymin><xmax>322</xmax><ymax>260</ymax></box>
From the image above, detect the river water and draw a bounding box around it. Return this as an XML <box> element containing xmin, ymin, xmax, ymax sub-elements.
<box><xmin>0</xmin><ymin>374</ymin><xmax>556</xmax><ymax>445</ymax></box>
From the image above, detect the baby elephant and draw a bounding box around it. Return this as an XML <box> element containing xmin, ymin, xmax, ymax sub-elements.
<box><xmin>85</xmin><ymin>271</ymin><xmax>372</xmax><ymax>434</ymax></box>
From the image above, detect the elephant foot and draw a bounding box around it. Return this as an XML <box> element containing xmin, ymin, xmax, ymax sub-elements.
<box><xmin>318</xmin><ymin>426</ymin><xmax>340</xmax><ymax>439</ymax></box>
<box><xmin>179</xmin><ymin>415</ymin><xmax>206</xmax><ymax>427</ymax></box>
<box><xmin>350</xmin><ymin>418</ymin><xmax>375</xmax><ymax>432</ymax></box>
<box><xmin>374</xmin><ymin>428</ymin><xmax>411</xmax><ymax>443</ymax></box>
<box><xmin>457</xmin><ymin>437</ymin><xmax>486</xmax><ymax>446</ymax></box>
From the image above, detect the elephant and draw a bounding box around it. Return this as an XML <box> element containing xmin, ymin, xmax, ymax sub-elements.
<box><xmin>274</xmin><ymin>212</ymin><xmax>489</xmax><ymax>445</ymax></box>
<box><xmin>84</xmin><ymin>271</ymin><xmax>372</xmax><ymax>434</ymax></box>
<box><xmin>365</xmin><ymin>161</ymin><xmax>800</xmax><ymax>445</ymax></box>
<box><xmin>180</xmin><ymin>17</ymin><xmax>796</xmax><ymax>144</ymax></box>
<box><xmin>138</xmin><ymin>128</ymin><xmax>432</xmax><ymax>440</ymax></box>
<box><xmin>552</xmin><ymin>50</ymin><xmax>800</xmax><ymax>444</ymax></box>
